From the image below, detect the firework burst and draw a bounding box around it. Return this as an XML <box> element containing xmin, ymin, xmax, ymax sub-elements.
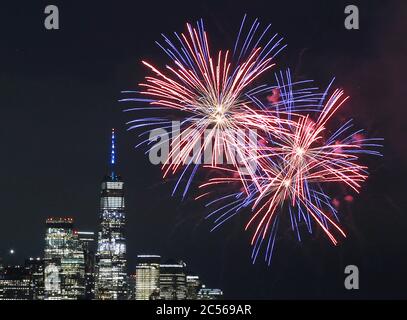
<box><xmin>122</xmin><ymin>16</ymin><xmax>287</xmax><ymax>196</ymax></box>
<box><xmin>200</xmin><ymin>75</ymin><xmax>382</xmax><ymax>264</ymax></box>
<box><xmin>123</xmin><ymin>17</ymin><xmax>382</xmax><ymax>264</ymax></box>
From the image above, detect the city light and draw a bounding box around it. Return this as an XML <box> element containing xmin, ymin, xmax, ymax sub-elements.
<box><xmin>0</xmin><ymin>130</ymin><xmax>222</xmax><ymax>300</ymax></box>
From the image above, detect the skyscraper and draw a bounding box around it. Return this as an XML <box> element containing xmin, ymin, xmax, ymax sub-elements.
<box><xmin>159</xmin><ymin>260</ymin><xmax>187</xmax><ymax>300</ymax></box>
<box><xmin>0</xmin><ymin>265</ymin><xmax>32</xmax><ymax>300</ymax></box>
<box><xmin>186</xmin><ymin>275</ymin><xmax>202</xmax><ymax>300</ymax></box>
<box><xmin>44</xmin><ymin>217</ymin><xmax>85</xmax><ymax>300</ymax></box>
<box><xmin>95</xmin><ymin>129</ymin><xmax>128</xmax><ymax>300</ymax></box>
<box><xmin>78</xmin><ymin>231</ymin><xmax>96</xmax><ymax>300</ymax></box>
<box><xmin>135</xmin><ymin>255</ymin><xmax>161</xmax><ymax>300</ymax></box>
<box><xmin>25</xmin><ymin>257</ymin><xmax>45</xmax><ymax>300</ymax></box>
<box><xmin>127</xmin><ymin>273</ymin><xmax>137</xmax><ymax>300</ymax></box>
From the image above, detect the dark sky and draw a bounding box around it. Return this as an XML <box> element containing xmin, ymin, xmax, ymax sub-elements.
<box><xmin>0</xmin><ymin>0</ymin><xmax>406</xmax><ymax>299</ymax></box>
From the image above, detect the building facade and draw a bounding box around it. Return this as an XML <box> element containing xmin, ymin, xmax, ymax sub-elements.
<box><xmin>159</xmin><ymin>261</ymin><xmax>187</xmax><ymax>300</ymax></box>
<box><xmin>186</xmin><ymin>275</ymin><xmax>202</xmax><ymax>300</ymax></box>
<box><xmin>0</xmin><ymin>265</ymin><xmax>32</xmax><ymax>300</ymax></box>
<box><xmin>44</xmin><ymin>217</ymin><xmax>85</xmax><ymax>300</ymax></box>
<box><xmin>135</xmin><ymin>255</ymin><xmax>161</xmax><ymax>300</ymax></box>
<box><xmin>78</xmin><ymin>231</ymin><xmax>96</xmax><ymax>300</ymax></box>
<box><xmin>197</xmin><ymin>286</ymin><xmax>223</xmax><ymax>300</ymax></box>
<box><xmin>25</xmin><ymin>257</ymin><xmax>44</xmax><ymax>300</ymax></box>
<box><xmin>95</xmin><ymin>129</ymin><xmax>128</xmax><ymax>300</ymax></box>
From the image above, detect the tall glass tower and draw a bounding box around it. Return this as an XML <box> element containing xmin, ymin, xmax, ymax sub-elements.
<box><xmin>95</xmin><ymin>129</ymin><xmax>128</xmax><ymax>300</ymax></box>
<box><xmin>135</xmin><ymin>255</ymin><xmax>161</xmax><ymax>300</ymax></box>
<box><xmin>44</xmin><ymin>217</ymin><xmax>85</xmax><ymax>300</ymax></box>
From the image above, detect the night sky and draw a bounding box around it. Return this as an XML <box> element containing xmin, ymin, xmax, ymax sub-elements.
<box><xmin>0</xmin><ymin>0</ymin><xmax>406</xmax><ymax>299</ymax></box>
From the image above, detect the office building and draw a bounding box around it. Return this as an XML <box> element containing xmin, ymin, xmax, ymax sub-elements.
<box><xmin>135</xmin><ymin>255</ymin><xmax>161</xmax><ymax>300</ymax></box>
<box><xmin>78</xmin><ymin>231</ymin><xmax>96</xmax><ymax>300</ymax></box>
<box><xmin>44</xmin><ymin>217</ymin><xmax>85</xmax><ymax>300</ymax></box>
<box><xmin>159</xmin><ymin>260</ymin><xmax>187</xmax><ymax>300</ymax></box>
<box><xmin>197</xmin><ymin>286</ymin><xmax>223</xmax><ymax>300</ymax></box>
<box><xmin>95</xmin><ymin>129</ymin><xmax>128</xmax><ymax>300</ymax></box>
<box><xmin>25</xmin><ymin>257</ymin><xmax>44</xmax><ymax>300</ymax></box>
<box><xmin>186</xmin><ymin>275</ymin><xmax>202</xmax><ymax>300</ymax></box>
<box><xmin>0</xmin><ymin>265</ymin><xmax>32</xmax><ymax>300</ymax></box>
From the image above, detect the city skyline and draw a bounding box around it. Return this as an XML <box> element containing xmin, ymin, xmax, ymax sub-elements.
<box><xmin>0</xmin><ymin>130</ymin><xmax>223</xmax><ymax>300</ymax></box>
<box><xmin>0</xmin><ymin>215</ymin><xmax>224</xmax><ymax>300</ymax></box>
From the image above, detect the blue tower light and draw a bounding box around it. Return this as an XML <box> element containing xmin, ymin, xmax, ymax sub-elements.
<box><xmin>110</xmin><ymin>128</ymin><xmax>116</xmax><ymax>178</ymax></box>
<box><xmin>111</xmin><ymin>129</ymin><xmax>116</xmax><ymax>165</ymax></box>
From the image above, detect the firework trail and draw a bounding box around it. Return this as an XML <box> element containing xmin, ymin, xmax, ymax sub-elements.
<box><xmin>122</xmin><ymin>16</ymin><xmax>382</xmax><ymax>264</ymax></box>
<box><xmin>122</xmin><ymin>16</ymin><xmax>288</xmax><ymax>196</ymax></box>
<box><xmin>200</xmin><ymin>72</ymin><xmax>382</xmax><ymax>264</ymax></box>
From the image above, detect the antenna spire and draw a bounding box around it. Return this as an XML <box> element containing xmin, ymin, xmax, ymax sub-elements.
<box><xmin>110</xmin><ymin>128</ymin><xmax>116</xmax><ymax>178</ymax></box>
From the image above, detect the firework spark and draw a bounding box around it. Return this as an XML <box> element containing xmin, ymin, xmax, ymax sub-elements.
<box><xmin>122</xmin><ymin>16</ymin><xmax>287</xmax><ymax>196</ymax></box>
<box><xmin>123</xmin><ymin>17</ymin><xmax>382</xmax><ymax>264</ymax></box>
<box><xmin>201</xmin><ymin>75</ymin><xmax>382</xmax><ymax>264</ymax></box>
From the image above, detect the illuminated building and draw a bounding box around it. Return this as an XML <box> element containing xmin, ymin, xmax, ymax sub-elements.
<box><xmin>0</xmin><ymin>265</ymin><xmax>32</xmax><ymax>300</ymax></box>
<box><xmin>186</xmin><ymin>275</ymin><xmax>202</xmax><ymax>300</ymax></box>
<box><xmin>44</xmin><ymin>217</ymin><xmax>85</xmax><ymax>300</ymax></box>
<box><xmin>128</xmin><ymin>273</ymin><xmax>136</xmax><ymax>299</ymax></box>
<box><xmin>135</xmin><ymin>255</ymin><xmax>161</xmax><ymax>300</ymax></box>
<box><xmin>95</xmin><ymin>129</ymin><xmax>128</xmax><ymax>300</ymax></box>
<box><xmin>25</xmin><ymin>257</ymin><xmax>44</xmax><ymax>300</ymax></box>
<box><xmin>78</xmin><ymin>231</ymin><xmax>96</xmax><ymax>300</ymax></box>
<box><xmin>159</xmin><ymin>260</ymin><xmax>187</xmax><ymax>300</ymax></box>
<box><xmin>197</xmin><ymin>286</ymin><xmax>223</xmax><ymax>300</ymax></box>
